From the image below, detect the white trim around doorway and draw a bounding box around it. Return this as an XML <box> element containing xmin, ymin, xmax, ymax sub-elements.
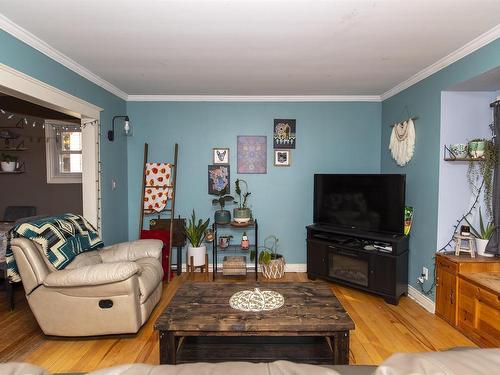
<box><xmin>0</xmin><ymin>63</ymin><xmax>103</xmax><ymax>231</ymax></box>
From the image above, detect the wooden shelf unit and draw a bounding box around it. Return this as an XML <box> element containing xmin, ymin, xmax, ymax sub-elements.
<box><xmin>435</xmin><ymin>252</ymin><xmax>500</xmax><ymax>347</ymax></box>
<box><xmin>212</xmin><ymin>220</ymin><xmax>258</xmax><ymax>280</ymax></box>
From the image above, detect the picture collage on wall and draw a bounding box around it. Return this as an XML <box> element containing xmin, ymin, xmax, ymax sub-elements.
<box><xmin>237</xmin><ymin>135</ymin><xmax>267</xmax><ymax>174</ymax></box>
<box><xmin>208</xmin><ymin>119</ymin><xmax>296</xmax><ymax>193</ymax></box>
<box><xmin>273</xmin><ymin>119</ymin><xmax>295</xmax><ymax>167</ymax></box>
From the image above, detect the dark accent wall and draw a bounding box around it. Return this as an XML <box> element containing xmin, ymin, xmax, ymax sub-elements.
<box><xmin>0</xmin><ymin>116</ymin><xmax>82</xmax><ymax>219</ymax></box>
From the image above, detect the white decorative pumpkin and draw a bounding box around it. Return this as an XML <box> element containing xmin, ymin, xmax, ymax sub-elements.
<box><xmin>229</xmin><ymin>288</ymin><xmax>284</xmax><ymax>312</ymax></box>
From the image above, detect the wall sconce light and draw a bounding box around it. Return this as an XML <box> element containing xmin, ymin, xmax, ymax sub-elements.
<box><xmin>108</xmin><ymin>115</ymin><xmax>132</xmax><ymax>141</ymax></box>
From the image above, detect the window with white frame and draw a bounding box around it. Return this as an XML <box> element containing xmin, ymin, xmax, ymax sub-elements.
<box><xmin>45</xmin><ymin>121</ymin><xmax>82</xmax><ymax>183</ymax></box>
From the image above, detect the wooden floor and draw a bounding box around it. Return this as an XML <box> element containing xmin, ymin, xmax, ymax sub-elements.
<box><xmin>0</xmin><ymin>273</ymin><xmax>476</xmax><ymax>372</ymax></box>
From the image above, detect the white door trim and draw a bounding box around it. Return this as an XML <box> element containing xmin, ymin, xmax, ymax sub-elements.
<box><xmin>0</xmin><ymin>63</ymin><xmax>103</xmax><ymax>231</ymax></box>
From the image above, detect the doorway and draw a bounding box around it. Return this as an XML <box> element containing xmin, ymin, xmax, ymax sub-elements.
<box><xmin>0</xmin><ymin>63</ymin><xmax>102</xmax><ymax>231</ymax></box>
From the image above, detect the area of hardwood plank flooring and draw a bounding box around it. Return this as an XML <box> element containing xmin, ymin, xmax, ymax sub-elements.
<box><xmin>0</xmin><ymin>273</ymin><xmax>476</xmax><ymax>372</ymax></box>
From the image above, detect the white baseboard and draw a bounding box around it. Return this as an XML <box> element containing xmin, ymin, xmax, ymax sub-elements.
<box><xmin>407</xmin><ymin>284</ymin><xmax>436</xmax><ymax>314</ymax></box>
<box><xmin>284</xmin><ymin>263</ymin><xmax>307</xmax><ymax>272</ymax></box>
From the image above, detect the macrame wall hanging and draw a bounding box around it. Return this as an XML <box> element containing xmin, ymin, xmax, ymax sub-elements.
<box><xmin>389</xmin><ymin>111</ymin><xmax>417</xmax><ymax>166</ymax></box>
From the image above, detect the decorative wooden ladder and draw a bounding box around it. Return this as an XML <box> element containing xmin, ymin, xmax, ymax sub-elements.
<box><xmin>139</xmin><ymin>143</ymin><xmax>179</xmax><ymax>281</ymax></box>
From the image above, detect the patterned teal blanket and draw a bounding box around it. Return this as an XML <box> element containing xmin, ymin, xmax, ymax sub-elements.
<box><xmin>6</xmin><ymin>214</ymin><xmax>103</xmax><ymax>282</ymax></box>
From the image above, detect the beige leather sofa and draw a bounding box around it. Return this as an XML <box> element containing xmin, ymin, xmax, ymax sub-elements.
<box><xmin>10</xmin><ymin>238</ymin><xmax>164</xmax><ymax>337</ymax></box>
<box><xmin>1</xmin><ymin>348</ymin><xmax>500</xmax><ymax>374</ymax></box>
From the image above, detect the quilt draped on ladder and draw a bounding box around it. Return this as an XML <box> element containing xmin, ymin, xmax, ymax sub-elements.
<box><xmin>143</xmin><ymin>162</ymin><xmax>173</xmax><ymax>213</ymax></box>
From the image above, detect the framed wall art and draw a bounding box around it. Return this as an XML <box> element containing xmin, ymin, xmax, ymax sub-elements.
<box><xmin>274</xmin><ymin>150</ymin><xmax>291</xmax><ymax>167</ymax></box>
<box><xmin>237</xmin><ymin>136</ymin><xmax>267</xmax><ymax>174</ymax></box>
<box><xmin>273</xmin><ymin>119</ymin><xmax>296</xmax><ymax>149</ymax></box>
<box><xmin>213</xmin><ymin>148</ymin><xmax>229</xmax><ymax>164</ymax></box>
<box><xmin>208</xmin><ymin>165</ymin><xmax>230</xmax><ymax>195</ymax></box>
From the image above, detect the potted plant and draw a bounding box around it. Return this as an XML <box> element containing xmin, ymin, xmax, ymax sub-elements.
<box><xmin>0</xmin><ymin>153</ymin><xmax>18</xmax><ymax>172</ymax></box>
<box><xmin>233</xmin><ymin>179</ymin><xmax>252</xmax><ymax>223</ymax></box>
<box><xmin>466</xmin><ymin>138</ymin><xmax>497</xmax><ymax>216</ymax></box>
<box><xmin>211</xmin><ymin>189</ymin><xmax>234</xmax><ymax>224</ymax></box>
<box><xmin>468</xmin><ymin>138</ymin><xmax>487</xmax><ymax>158</ymax></box>
<box><xmin>257</xmin><ymin>235</ymin><xmax>285</xmax><ymax>279</ymax></box>
<box><xmin>184</xmin><ymin>210</ymin><xmax>211</xmax><ymax>267</ymax></box>
<box><xmin>465</xmin><ymin>208</ymin><xmax>495</xmax><ymax>257</ymax></box>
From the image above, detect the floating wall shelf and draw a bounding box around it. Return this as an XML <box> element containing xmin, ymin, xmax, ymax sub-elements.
<box><xmin>0</xmin><ymin>171</ymin><xmax>25</xmax><ymax>174</ymax></box>
<box><xmin>443</xmin><ymin>145</ymin><xmax>485</xmax><ymax>162</ymax></box>
<box><xmin>0</xmin><ymin>148</ymin><xmax>28</xmax><ymax>152</ymax></box>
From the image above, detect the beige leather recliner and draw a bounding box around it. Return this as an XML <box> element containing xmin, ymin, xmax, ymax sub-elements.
<box><xmin>10</xmin><ymin>238</ymin><xmax>164</xmax><ymax>337</ymax></box>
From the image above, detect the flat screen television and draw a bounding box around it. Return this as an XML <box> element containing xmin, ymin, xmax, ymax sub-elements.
<box><xmin>314</xmin><ymin>174</ymin><xmax>406</xmax><ymax>235</ymax></box>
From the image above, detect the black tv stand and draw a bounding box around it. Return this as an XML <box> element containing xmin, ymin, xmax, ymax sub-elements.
<box><xmin>306</xmin><ymin>224</ymin><xmax>409</xmax><ymax>305</ymax></box>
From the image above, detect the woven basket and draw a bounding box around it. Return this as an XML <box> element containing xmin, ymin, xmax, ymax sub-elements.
<box><xmin>261</xmin><ymin>256</ymin><xmax>285</xmax><ymax>279</ymax></box>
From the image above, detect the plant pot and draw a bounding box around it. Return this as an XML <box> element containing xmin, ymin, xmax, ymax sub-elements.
<box><xmin>261</xmin><ymin>256</ymin><xmax>285</xmax><ymax>279</ymax></box>
<box><xmin>187</xmin><ymin>244</ymin><xmax>207</xmax><ymax>267</ymax></box>
<box><xmin>0</xmin><ymin>161</ymin><xmax>16</xmax><ymax>172</ymax></box>
<box><xmin>219</xmin><ymin>235</ymin><xmax>232</xmax><ymax>248</ymax></box>
<box><xmin>468</xmin><ymin>141</ymin><xmax>485</xmax><ymax>158</ymax></box>
<box><xmin>233</xmin><ymin>208</ymin><xmax>252</xmax><ymax>223</ymax></box>
<box><xmin>449</xmin><ymin>143</ymin><xmax>468</xmax><ymax>158</ymax></box>
<box><xmin>475</xmin><ymin>238</ymin><xmax>494</xmax><ymax>257</ymax></box>
<box><xmin>214</xmin><ymin>210</ymin><xmax>231</xmax><ymax>224</ymax></box>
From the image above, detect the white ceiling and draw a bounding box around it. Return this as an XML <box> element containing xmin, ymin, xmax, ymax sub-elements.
<box><xmin>1</xmin><ymin>0</ymin><xmax>500</xmax><ymax>96</ymax></box>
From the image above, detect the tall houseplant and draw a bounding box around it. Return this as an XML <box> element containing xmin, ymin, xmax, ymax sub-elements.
<box><xmin>184</xmin><ymin>210</ymin><xmax>210</xmax><ymax>267</ymax></box>
<box><xmin>465</xmin><ymin>208</ymin><xmax>495</xmax><ymax>257</ymax></box>
<box><xmin>212</xmin><ymin>190</ymin><xmax>234</xmax><ymax>224</ymax></box>
<box><xmin>467</xmin><ymin>138</ymin><xmax>497</xmax><ymax>216</ymax></box>
<box><xmin>233</xmin><ymin>179</ymin><xmax>252</xmax><ymax>223</ymax></box>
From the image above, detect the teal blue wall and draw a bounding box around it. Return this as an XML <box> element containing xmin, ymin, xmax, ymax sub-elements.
<box><xmin>127</xmin><ymin>102</ymin><xmax>381</xmax><ymax>263</ymax></box>
<box><xmin>4</xmin><ymin>25</ymin><xmax>498</xmax><ymax>284</ymax></box>
<box><xmin>0</xmin><ymin>31</ymin><xmax>128</xmax><ymax>244</ymax></box>
<box><xmin>381</xmin><ymin>39</ymin><xmax>500</xmax><ymax>298</ymax></box>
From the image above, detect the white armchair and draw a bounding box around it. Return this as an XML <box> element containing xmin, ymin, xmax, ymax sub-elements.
<box><xmin>10</xmin><ymin>238</ymin><xmax>163</xmax><ymax>337</ymax></box>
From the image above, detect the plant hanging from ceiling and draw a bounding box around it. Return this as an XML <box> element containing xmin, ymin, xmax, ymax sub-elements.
<box><xmin>466</xmin><ymin>137</ymin><xmax>497</xmax><ymax>217</ymax></box>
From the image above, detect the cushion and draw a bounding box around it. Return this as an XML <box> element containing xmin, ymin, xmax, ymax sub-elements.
<box><xmin>65</xmin><ymin>250</ymin><xmax>102</xmax><ymax>270</ymax></box>
<box><xmin>136</xmin><ymin>257</ymin><xmax>164</xmax><ymax>303</ymax></box>
<box><xmin>99</xmin><ymin>240</ymin><xmax>163</xmax><ymax>263</ymax></box>
<box><xmin>374</xmin><ymin>348</ymin><xmax>500</xmax><ymax>375</ymax></box>
<box><xmin>44</xmin><ymin>262</ymin><xmax>140</xmax><ymax>287</ymax></box>
<box><xmin>0</xmin><ymin>363</ymin><xmax>49</xmax><ymax>375</ymax></box>
<box><xmin>33</xmin><ymin>242</ymin><xmax>57</xmax><ymax>272</ymax></box>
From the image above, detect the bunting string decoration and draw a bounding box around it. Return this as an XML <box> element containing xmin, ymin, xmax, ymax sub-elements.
<box><xmin>0</xmin><ymin>107</ymin><xmax>100</xmax><ymax>147</ymax></box>
<box><xmin>389</xmin><ymin>118</ymin><xmax>416</xmax><ymax>166</ymax></box>
<box><xmin>0</xmin><ymin>107</ymin><xmax>90</xmax><ymax>132</ymax></box>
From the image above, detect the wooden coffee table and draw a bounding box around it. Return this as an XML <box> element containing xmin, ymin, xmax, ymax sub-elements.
<box><xmin>154</xmin><ymin>282</ymin><xmax>355</xmax><ymax>365</ymax></box>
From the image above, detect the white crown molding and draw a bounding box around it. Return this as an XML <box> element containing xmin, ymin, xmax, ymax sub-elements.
<box><xmin>0</xmin><ymin>13</ymin><xmax>128</xmax><ymax>101</ymax></box>
<box><xmin>127</xmin><ymin>95</ymin><xmax>381</xmax><ymax>102</ymax></box>
<box><xmin>2</xmin><ymin>10</ymin><xmax>498</xmax><ymax>103</ymax></box>
<box><xmin>0</xmin><ymin>62</ymin><xmax>102</xmax><ymax>119</ymax></box>
<box><xmin>381</xmin><ymin>24</ymin><xmax>500</xmax><ymax>101</ymax></box>
<box><xmin>407</xmin><ymin>284</ymin><xmax>435</xmax><ymax>314</ymax></box>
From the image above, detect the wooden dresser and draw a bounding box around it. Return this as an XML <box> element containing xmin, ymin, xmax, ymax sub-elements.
<box><xmin>435</xmin><ymin>252</ymin><xmax>500</xmax><ymax>347</ymax></box>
